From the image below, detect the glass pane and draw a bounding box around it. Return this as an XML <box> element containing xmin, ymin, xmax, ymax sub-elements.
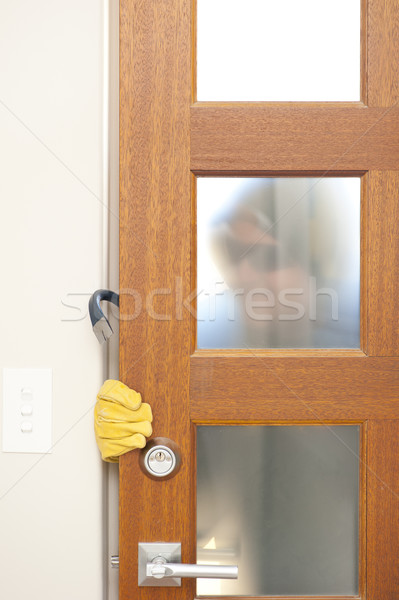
<box><xmin>197</xmin><ymin>425</ymin><xmax>360</xmax><ymax>596</ymax></box>
<box><xmin>197</xmin><ymin>177</ymin><xmax>360</xmax><ymax>349</ymax></box>
<box><xmin>197</xmin><ymin>0</ymin><xmax>360</xmax><ymax>101</ymax></box>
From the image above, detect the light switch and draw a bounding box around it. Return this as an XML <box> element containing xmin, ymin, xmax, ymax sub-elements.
<box><xmin>2</xmin><ymin>368</ymin><xmax>52</xmax><ymax>453</ymax></box>
<box><xmin>21</xmin><ymin>421</ymin><xmax>33</xmax><ymax>433</ymax></box>
<box><xmin>21</xmin><ymin>404</ymin><xmax>33</xmax><ymax>417</ymax></box>
<box><xmin>21</xmin><ymin>388</ymin><xmax>33</xmax><ymax>402</ymax></box>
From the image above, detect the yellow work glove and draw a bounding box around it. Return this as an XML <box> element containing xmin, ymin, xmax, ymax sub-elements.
<box><xmin>94</xmin><ymin>379</ymin><xmax>153</xmax><ymax>463</ymax></box>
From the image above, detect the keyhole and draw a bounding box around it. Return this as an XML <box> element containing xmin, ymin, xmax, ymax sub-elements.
<box><xmin>140</xmin><ymin>438</ymin><xmax>182</xmax><ymax>480</ymax></box>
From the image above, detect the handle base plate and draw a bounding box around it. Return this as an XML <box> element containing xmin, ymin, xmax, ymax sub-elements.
<box><xmin>138</xmin><ymin>543</ymin><xmax>182</xmax><ymax>587</ymax></box>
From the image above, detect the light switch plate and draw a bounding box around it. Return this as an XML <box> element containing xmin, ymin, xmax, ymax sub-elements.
<box><xmin>2</xmin><ymin>368</ymin><xmax>52</xmax><ymax>453</ymax></box>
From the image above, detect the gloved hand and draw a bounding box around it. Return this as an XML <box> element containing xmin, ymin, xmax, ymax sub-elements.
<box><xmin>94</xmin><ymin>379</ymin><xmax>153</xmax><ymax>463</ymax></box>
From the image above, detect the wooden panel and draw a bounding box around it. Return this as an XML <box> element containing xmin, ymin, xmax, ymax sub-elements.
<box><xmin>367</xmin><ymin>421</ymin><xmax>399</xmax><ymax>598</ymax></box>
<box><xmin>191</xmin><ymin>105</ymin><xmax>399</xmax><ymax>171</ymax></box>
<box><xmin>190</xmin><ymin>356</ymin><xmax>399</xmax><ymax>421</ymax></box>
<box><xmin>367</xmin><ymin>172</ymin><xmax>399</xmax><ymax>356</ymax></box>
<box><xmin>368</xmin><ymin>0</ymin><xmax>399</xmax><ymax>106</ymax></box>
<box><xmin>119</xmin><ymin>1</ymin><xmax>194</xmax><ymax>599</ymax></box>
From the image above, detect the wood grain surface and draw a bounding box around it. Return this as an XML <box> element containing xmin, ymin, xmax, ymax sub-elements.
<box><xmin>190</xmin><ymin>355</ymin><xmax>399</xmax><ymax>421</ymax></box>
<box><xmin>368</xmin><ymin>0</ymin><xmax>399</xmax><ymax>106</ymax></box>
<box><xmin>119</xmin><ymin>0</ymin><xmax>194</xmax><ymax>599</ymax></box>
<box><xmin>367</xmin><ymin>421</ymin><xmax>399</xmax><ymax>597</ymax></box>
<box><xmin>191</xmin><ymin>105</ymin><xmax>399</xmax><ymax>172</ymax></box>
<box><xmin>367</xmin><ymin>172</ymin><xmax>399</xmax><ymax>356</ymax></box>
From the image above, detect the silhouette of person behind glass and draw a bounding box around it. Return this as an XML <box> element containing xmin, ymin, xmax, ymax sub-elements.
<box><xmin>198</xmin><ymin>180</ymin><xmax>309</xmax><ymax>348</ymax></box>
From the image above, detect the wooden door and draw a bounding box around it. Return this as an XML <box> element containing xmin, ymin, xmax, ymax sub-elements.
<box><xmin>119</xmin><ymin>1</ymin><xmax>399</xmax><ymax>598</ymax></box>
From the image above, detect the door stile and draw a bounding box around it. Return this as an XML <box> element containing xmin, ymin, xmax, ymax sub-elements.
<box><xmin>365</xmin><ymin>14</ymin><xmax>399</xmax><ymax>594</ymax></box>
<box><xmin>119</xmin><ymin>0</ymin><xmax>194</xmax><ymax>599</ymax></box>
<box><xmin>366</xmin><ymin>420</ymin><xmax>399</xmax><ymax>597</ymax></box>
<box><xmin>367</xmin><ymin>172</ymin><xmax>399</xmax><ymax>356</ymax></box>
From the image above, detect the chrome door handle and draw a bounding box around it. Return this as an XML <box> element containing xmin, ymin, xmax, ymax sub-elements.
<box><xmin>147</xmin><ymin>556</ymin><xmax>238</xmax><ymax>580</ymax></box>
<box><xmin>138</xmin><ymin>542</ymin><xmax>238</xmax><ymax>587</ymax></box>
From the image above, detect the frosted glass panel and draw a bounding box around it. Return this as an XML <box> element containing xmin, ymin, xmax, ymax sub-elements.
<box><xmin>197</xmin><ymin>0</ymin><xmax>360</xmax><ymax>101</ymax></box>
<box><xmin>197</xmin><ymin>425</ymin><xmax>360</xmax><ymax>596</ymax></box>
<box><xmin>197</xmin><ymin>177</ymin><xmax>360</xmax><ymax>349</ymax></box>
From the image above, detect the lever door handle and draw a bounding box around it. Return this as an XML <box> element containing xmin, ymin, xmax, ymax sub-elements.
<box><xmin>147</xmin><ymin>557</ymin><xmax>238</xmax><ymax>580</ymax></box>
<box><xmin>138</xmin><ymin>542</ymin><xmax>238</xmax><ymax>587</ymax></box>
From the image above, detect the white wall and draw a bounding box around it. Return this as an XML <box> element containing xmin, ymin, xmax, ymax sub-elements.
<box><xmin>0</xmin><ymin>2</ymin><xmax>107</xmax><ymax>598</ymax></box>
